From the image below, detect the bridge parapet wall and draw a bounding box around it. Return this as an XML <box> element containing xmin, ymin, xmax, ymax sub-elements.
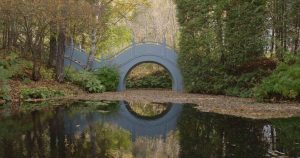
<box><xmin>64</xmin><ymin>42</ymin><xmax>183</xmax><ymax>91</ymax></box>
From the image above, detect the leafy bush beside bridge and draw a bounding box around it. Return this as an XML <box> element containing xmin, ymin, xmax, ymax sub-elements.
<box><xmin>65</xmin><ymin>67</ymin><xmax>119</xmax><ymax>93</ymax></box>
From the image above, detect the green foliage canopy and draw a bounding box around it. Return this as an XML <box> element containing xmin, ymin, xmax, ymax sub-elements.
<box><xmin>175</xmin><ymin>0</ymin><xmax>268</xmax><ymax>95</ymax></box>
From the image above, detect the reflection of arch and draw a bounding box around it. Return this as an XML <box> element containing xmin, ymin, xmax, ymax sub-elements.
<box><xmin>125</xmin><ymin>102</ymin><xmax>172</xmax><ymax>120</ymax></box>
<box><xmin>64</xmin><ymin>42</ymin><xmax>183</xmax><ymax>91</ymax></box>
<box><xmin>112</xmin><ymin>101</ymin><xmax>183</xmax><ymax>139</ymax></box>
<box><xmin>64</xmin><ymin>101</ymin><xmax>183</xmax><ymax>139</ymax></box>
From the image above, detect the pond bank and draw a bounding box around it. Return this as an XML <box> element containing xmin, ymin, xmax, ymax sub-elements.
<box><xmin>64</xmin><ymin>90</ymin><xmax>300</xmax><ymax>119</ymax></box>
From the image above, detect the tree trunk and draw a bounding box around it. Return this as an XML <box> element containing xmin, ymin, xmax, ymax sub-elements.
<box><xmin>2</xmin><ymin>28</ymin><xmax>6</xmax><ymax>49</ymax></box>
<box><xmin>56</xmin><ymin>23</ymin><xmax>65</xmax><ymax>83</ymax></box>
<box><xmin>81</xmin><ymin>34</ymin><xmax>86</xmax><ymax>50</ymax></box>
<box><xmin>32</xmin><ymin>111</ymin><xmax>46</xmax><ymax>158</ymax></box>
<box><xmin>216</xmin><ymin>12</ymin><xmax>224</xmax><ymax>64</ymax></box>
<box><xmin>86</xmin><ymin>28</ymin><xmax>97</xmax><ymax>70</ymax></box>
<box><xmin>48</xmin><ymin>23</ymin><xmax>57</xmax><ymax>67</ymax></box>
<box><xmin>270</xmin><ymin>28</ymin><xmax>275</xmax><ymax>54</ymax></box>
<box><xmin>32</xmin><ymin>40</ymin><xmax>42</xmax><ymax>81</ymax></box>
<box><xmin>294</xmin><ymin>20</ymin><xmax>300</xmax><ymax>54</ymax></box>
<box><xmin>25</xmin><ymin>131</ymin><xmax>34</xmax><ymax>158</ymax></box>
<box><xmin>2</xmin><ymin>25</ymin><xmax>8</xmax><ymax>50</ymax></box>
<box><xmin>11</xmin><ymin>21</ymin><xmax>18</xmax><ymax>49</ymax></box>
<box><xmin>49</xmin><ymin>117</ymin><xmax>58</xmax><ymax>158</ymax></box>
<box><xmin>294</xmin><ymin>28</ymin><xmax>300</xmax><ymax>54</ymax></box>
<box><xmin>283</xmin><ymin>0</ymin><xmax>287</xmax><ymax>51</ymax></box>
<box><xmin>32</xmin><ymin>54</ymin><xmax>41</xmax><ymax>81</ymax></box>
<box><xmin>7</xmin><ymin>24</ymin><xmax>12</xmax><ymax>50</ymax></box>
<box><xmin>57</xmin><ymin>108</ymin><xmax>66</xmax><ymax>158</ymax></box>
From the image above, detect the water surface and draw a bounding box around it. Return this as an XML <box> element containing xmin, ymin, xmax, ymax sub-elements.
<box><xmin>0</xmin><ymin>101</ymin><xmax>299</xmax><ymax>158</ymax></box>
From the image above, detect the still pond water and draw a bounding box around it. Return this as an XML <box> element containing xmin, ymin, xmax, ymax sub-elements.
<box><xmin>0</xmin><ymin>101</ymin><xmax>299</xmax><ymax>158</ymax></box>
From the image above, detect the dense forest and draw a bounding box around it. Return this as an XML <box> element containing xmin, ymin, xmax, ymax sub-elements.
<box><xmin>0</xmin><ymin>0</ymin><xmax>300</xmax><ymax>102</ymax></box>
<box><xmin>176</xmin><ymin>0</ymin><xmax>300</xmax><ymax>100</ymax></box>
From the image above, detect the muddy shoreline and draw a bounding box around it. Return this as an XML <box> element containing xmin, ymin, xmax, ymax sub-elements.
<box><xmin>61</xmin><ymin>90</ymin><xmax>300</xmax><ymax>119</ymax></box>
<box><xmin>3</xmin><ymin>90</ymin><xmax>300</xmax><ymax>119</ymax></box>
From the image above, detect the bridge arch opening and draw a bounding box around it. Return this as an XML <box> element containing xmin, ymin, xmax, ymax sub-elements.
<box><xmin>125</xmin><ymin>62</ymin><xmax>173</xmax><ymax>90</ymax></box>
<box><xmin>117</xmin><ymin>54</ymin><xmax>183</xmax><ymax>91</ymax></box>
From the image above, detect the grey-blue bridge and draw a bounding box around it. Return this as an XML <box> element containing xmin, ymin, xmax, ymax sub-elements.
<box><xmin>64</xmin><ymin>41</ymin><xmax>183</xmax><ymax>91</ymax></box>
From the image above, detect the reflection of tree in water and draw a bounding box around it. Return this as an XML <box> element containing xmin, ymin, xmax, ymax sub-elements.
<box><xmin>0</xmin><ymin>107</ymin><xmax>132</xmax><ymax>158</ymax></box>
<box><xmin>0</xmin><ymin>102</ymin><xmax>178</xmax><ymax>158</ymax></box>
<box><xmin>177</xmin><ymin>105</ymin><xmax>269</xmax><ymax>158</ymax></box>
<box><xmin>50</xmin><ymin>108</ymin><xmax>133</xmax><ymax>158</ymax></box>
<box><xmin>270</xmin><ymin>117</ymin><xmax>300</xmax><ymax>157</ymax></box>
<box><xmin>133</xmin><ymin>131</ymin><xmax>180</xmax><ymax>158</ymax></box>
<box><xmin>127</xmin><ymin>102</ymin><xmax>170</xmax><ymax>118</ymax></box>
<box><xmin>67</xmin><ymin>101</ymin><xmax>119</xmax><ymax>115</ymax></box>
<box><xmin>64</xmin><ymin>123</ymin><xmax>132</xmax><ymax>158</ymax></box>
<box><xmin>0</xmin><ymin>102</ymin><xmax>299</xmax><ymax>158</ymax></box>
<box><xmin>0</xmin><ymin>110</ymin><xmax>54</xmax><ymax>158</ymax></box>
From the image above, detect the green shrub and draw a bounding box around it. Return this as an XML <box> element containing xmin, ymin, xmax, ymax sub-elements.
<box><xmin>225</xmin><ymin>70</ymin><xmax>272</xmax><ymax>98</ymax></box>
<box><xmin>0</xmin><ymin>60</ymin><xmax>9</xmax><ymax>69</ymax></box>
<box><xmin>0</xmin><ymin>81</ymin><xmax>11</xmax><ymax>101</ymax></box>
<box><xmin>65</xmin><ymin>68</ymin><xmax>82</xmax><ymax>84</ymax></box>
<box><xmin>180</xmin><ymin>60</ymin><xmax>228</xmax><ymax>94</ymax></box>
<box><xmin>65</xmin><ymin>68</ymin><xmax>106</xmax><ymax>93</ymax></box>
<box><xmin>255</xmin><ymin>55</ymin><xmax>300</xmax><ymax>101</ymax></box>
<box><xmin>94</xmin><ymin>67</ymin><xmax>119</xmax><ymax>91</ymax></box>
<box><xmin>180</xmin><ymin>57</ymin><xmax>271</xmax><ymax>97</ymax></box>
<box><xmin>10</xmin><ymin>59</ymin><xmax>32</xmax><ymax>79</ymax></box>
<box><xmin>22</xmin><ymin>78</ymin><xmax>32</xmax><ymax>84</ymax></box>
<box><xmin>126</xmin><ymin>71</ymin><xmax>172</xmax><ymax>89</ymax></box>
<box><xmin>0</xmin><ymin>64</ymin><xmax>13</xmax><ymax>80</ymax></box>
<box><xmin>0</xmin><ymin>53</ymin><xmax>32</xmax><ymax>80</ymax></box>
<box><xmin>65</xmin><ymin>68</ymin><xmax>94</xmax><ymax>85</ymax></box>
<box><xmin>21</xmin><ymin>87</ymin><xmax>64</xmax><ymax>100</ymax></box>
<box><xmin>0</xmin><ymin>67</ymin><xmax>12</xmax><ymax>101</ymax></box>
<box><xmin>85</xmin><ymin>78</ymin><xmax>105</xmax><ymax>93</ymax></box>
<box><xmin>0</xmin><ymin>53</ymin><xmax>32</xmax><ymax>101</ymax></box>
<box><xmin>40</xmin><ymin>67</ymin><xmax>55</xmax><ymax>80</ymax></box>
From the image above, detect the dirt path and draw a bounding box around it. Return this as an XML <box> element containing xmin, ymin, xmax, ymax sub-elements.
<box><xmin>66</xmin><ymin>90</ymin><xmax>300</xmax><ymax>119</ymax></box>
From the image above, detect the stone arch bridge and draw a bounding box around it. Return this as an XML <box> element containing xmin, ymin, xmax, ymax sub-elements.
<box><xmin>64</xmin><ymin>41</ymin><xmax>183</xmax><ymax>91</ymax></box>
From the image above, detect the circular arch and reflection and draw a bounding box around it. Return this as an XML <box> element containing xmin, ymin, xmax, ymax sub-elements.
<box><xmin>125</xmin><ymin>101</ymin><xmax>172</xmax><ymax>120</ymax></box>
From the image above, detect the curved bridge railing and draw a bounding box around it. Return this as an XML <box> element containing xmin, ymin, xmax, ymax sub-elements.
<box><xmin>64</xmin><ymin>42</ymin><xmax>183</xmax><ymax>92</ymax></box>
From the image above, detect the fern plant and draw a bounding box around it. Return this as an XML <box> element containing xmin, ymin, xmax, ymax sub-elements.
<box><xmin>85</xmin><ymin>79</ymin><xmax>105</xmax><ymax>93</ymax></box>
<box><xmin>21</xmin><ymin>87</ymin><xmax>64</xmax><ymax>100</ymax></box>
<box><xmin>65</xmin><ymin>68</ymin><xmax>106</xmax><ymax>93</ymax></box>
<box><xmin>255</xmin><ymin>55</ymin><xmax>300</xmax><ymax>101</ymax></box>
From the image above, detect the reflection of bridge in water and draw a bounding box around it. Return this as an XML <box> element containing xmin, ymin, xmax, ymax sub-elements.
<box><xmin>64</xmin><ymin>101</ymin><xmax>183</xmax><ymax>139</ymax></box>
